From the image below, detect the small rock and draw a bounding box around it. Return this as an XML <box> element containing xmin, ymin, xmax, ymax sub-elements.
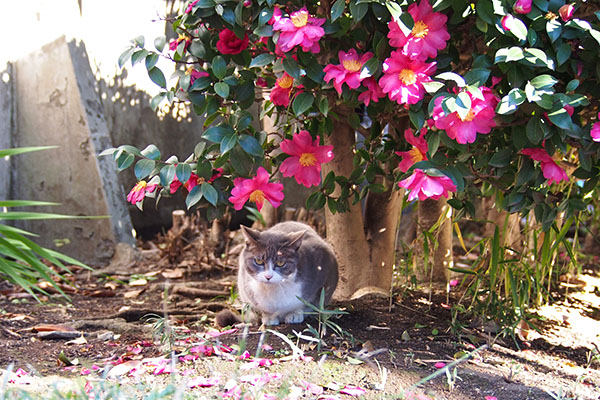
<box><xmin>97</xmin><ymin>331</ymin><xmax>115</xmax><ymax>341</ymax></box>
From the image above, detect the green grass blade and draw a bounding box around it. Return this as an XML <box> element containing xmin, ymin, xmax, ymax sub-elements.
<box><xmin>0</xmin><ymin>211</ymin><xmax>108</xmax><ymax>220</ymax></box>
<box><xmin>0</xmin><ymin>146</ymin><xmax>58</xmax><ymax>158</ymax></box>
<box><xmin>0</xmin><ymin>200</ymin><xmax>60</xmax><ymax>208</ymax></box>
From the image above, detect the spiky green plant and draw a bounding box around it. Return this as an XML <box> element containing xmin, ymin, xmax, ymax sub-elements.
<box><xmin>0</xmin><ymin>147</ymin><xmax>90</xmax><ymax>300</ymax></box>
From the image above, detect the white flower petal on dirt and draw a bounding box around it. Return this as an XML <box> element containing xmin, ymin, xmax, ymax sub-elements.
<box><xmin>299</xmin><ymin>379</ymin><xmax>324</xmax><ymax>396</ymax></box>
<box><xmin>106</xmin><ymin>360</ymin><xmax>141</xmax><ymax>379</ymax></box>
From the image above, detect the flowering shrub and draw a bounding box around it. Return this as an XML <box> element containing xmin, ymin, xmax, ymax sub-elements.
<box><xmin>106</xmin><ymin>0</ymin><xmax>600</xmax><ymax>231</ymax></box>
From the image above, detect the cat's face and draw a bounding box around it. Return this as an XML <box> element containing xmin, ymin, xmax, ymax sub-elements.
<box><xmin>240</xmin><ymin>226</ymin><xmax>304</xmax><ymax>284</ymax></box>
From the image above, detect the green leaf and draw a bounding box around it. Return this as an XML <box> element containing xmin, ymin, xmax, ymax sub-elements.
<box><xmin>556</xmin><ymin>43</ymin><xmax>571</xmax><ymax>66</ymax></box>
<box><xmin>488</xmin><ymin>148</ymin><xmax>512</xmax><ymax>168</ymax></box>
<box><xmin>201</xmin><ymin>183</ymin><xmax>218</xmax><ymax>206</ymax></box>
<box><xmin>464</xmin><ymin>68</ymin><xmax>490</xmax><ymax>86</ymax></box>
<box><xmin>148</xmin><ymin>67</ymin><xmax>167</xmax><ymax>88</ymax></box>
<box><xmin>306</xmin><ymin>191</ymin><xmax>326</xmax><ymax>210</ymax></box>
<box><xmin>159</xmin><ymin>164</ymin><xmax>176</xmax><ymax>187</ymax></box>
<box><xmin>292</xmin><ymin>92</ymin><xmax>314</xmax><ymax>116</ymax></box>
<box><xmin>132</xmin><ymin>35</ymin><xmax>145</xmax><ymax>47</ymax></box>
<box><xmin>203</xmin><ymin>125</ymin><xmax>234</xmax><ymax>143</ymax></box>
<box><xmin>141</xmin><ymin>144</ymin><xmax>161</xmax><ymax>160</ymax></box>
<box><xmin>496</xmin><ymin>88</ymin><xmax>525</xmax><ymax>115</ymax></box>
<box><xmin>436</xmin><ymin>72</ymin><xmax>466</xmax><ymax>87</ymax></box>
<box><xmin>239</xmin><ymin>135</ymin><xmax>264</xmax><ymax>157</ymax></box>
<box><xmin>282</xmin><ymin>57</ymin><xmax>301</xmax><ymax>79</ymax></box>
<box><xmin>154</xmin><ymin>36</ymin><xmax>166</xmax><ymax>52</ymax></box>
<box><xmin>186</xmin><ymin>185</ymin><xmax>203</xmax><ymax>209</ymax></box>
<box><xmin>176</xmin><ymin>163</ymin><xmax>192</xmax><ymax>184</ymax></box>
<box><xmin>566</xmin><ymin>79</ymin><xmax>580</xmax><ymax>92</ymax></box>
<box><xmin>546</xmin><ymin>19</ymin><xmax>562</xmax><ymax>42</ymax></box>
<box><xmin>212</xmin><ymin>56</ymin><xmax>227</xmax><ymax>80</ymax></box>
<box><xmin>349</xmin><ymin>1</ymin><xmax>368</xmax><ymax>22</ymax></box>
<box><xmin>214</xmin><ymin>82</ymin><xmax>230</xmax><ymax>98</ymax></box>
<box><xmin>134</xmin><ymin>159</ymin><xmax>155</xmax><ymax>180</ymax></box>
<box><xmin>116</xmin><ymin>153</ymin><xmax>135</xmax><ymax>171</ymax></box>
<box><xmin>145</xmin><ymin>53</ymin><xmax>159</xmax><ymax>70</ymax></box>
<box><xmin>131</xmin><ymin>49</ymin><xmax>149</xmax><ymax>66</ymax></box>
<box><xmin>547</xmin><ymin>106</ymin><xmax>573</xmax><ymax>130</ymax></box>
<box><xmin>220</xmin><ymin>132</ymin><xmax>238</xmax><ymax>154</ymax></box>
<box><xmin>530</xmin><ymin>74</ymin><xmax>558</xmax><ymax>90</ymax></box>
<box><xmin>249</xmin><ymin>53</ymin><xmax>275</xmax><ymax>68</ymax></box>
<box><xmin>118</xmin><ymin>47</ymin><xmax>135</xmax><ymax>69</ymax></box>
<box><xmin>150</xmin><ymin>92</ymin><xmax>166</xmax><ymax>111</ymax></box>
<box><xmin>331</xmin><ymin>0</ymin><xmax>345</xmax><ymax>22</ymax></box>
<box><xmin>359</xmin><ymin>58</ymin><xmax>381</xmax><ymax>80</ymax></box>
<box><xmin>526</xmin><ymin>117</ymin><xmax>547</xmax><ymax>145</ymax></box>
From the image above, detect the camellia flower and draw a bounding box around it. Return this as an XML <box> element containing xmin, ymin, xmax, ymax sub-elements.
<box><xmin>127</xmin><ymin>180</ymin><xmax>158</xmax><ymax>204</ymax></box>
<box><xmin>591</xmin><ymin>113</ymin><xmax>600</xmax><ymax>142</ymax></box>
<box><xmin>323</xmin><ymin>49</ymin><xmax>373</xmax><ymax>94</ymax></box>
<box><xmin>379</xmin><ymin>51</ymin><xmax>436</xmax><ymax>105</ymax></box>
<box><xmin>398</xmin><ymin>168</ymin><xmax>457</xmax><ymax>201</ymax></box>
<box><xmin>432</xmin><ymin>87</ymin><xmax>499</xmax><ymax>144</ymax></box>
<box><xmin>170</xmin><ymin>169</ymin><xmax>223</xmax><ymax>194</ymax></box>
<box><xmin>185</xmin><ymin>67</ymin><xmax>209</xmax><ymax>85</ymax></box>
<box><xmin>169</xmin><ymin>33</ymin><xmax>191</xmax><ymax>51</ymax></box>
<box><xmin>396</xmin><ymin>128</ymin><xmax>428</xmax><ymax>172</ymax></box>
<box><xmin>272</xmin><ymin>7</ymin><xmax>326</xmax><ymax>53</ymax></box>
<box><xmin>521</xmin><ymin>148</ymin><xmax>569</xmax><ymax>185</ymax></box>
<box><xmin>358</xmin><ymin>77</ymin><xmax>386</xmax><ymax>106</ymax></box>
<box><xmin>280</xmin><ymin>130</ymin><xmax>334</xmax><ymax>187</ymax></box>
<box><xmin>269</xmin><ymin>73</ymin><xmax>294</xmax><ymax>107</ymax></box>
<box><xmin>558</xmin><ymin>3</ymin><xmax>575</xmax><ymax>21</ymax></box>
<box><xmin>501</xmin><ymin>14</ymin><xmax>515</xmax><ymax>31</ymax></box>
<box><xmin>514</xmin><ymin>0</ymin><xmax>532</xmax><ymax>14</ymax></box>
<box><xmin>387</xmin><ymin>0</ymin><xmax>450</xmax><ymax>61</ymax></box>
<box><xmin>216</xmin><ymin>28</ymin><xmax>249</xmax><ymax>55</ymax></box>
<box><xmin>229</xmin><ymin>167</ymin><xmax>284</xmax><ymax>211</ymax></box>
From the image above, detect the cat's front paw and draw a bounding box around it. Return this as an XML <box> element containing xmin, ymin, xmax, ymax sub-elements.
<box><xmin>284</xmin><ymin>311</ymin><xmax>304</xmax><ymax>324</ymax></box>
<box><xmin>261</xmin><ymin>315</ymin><xmax>280</xmax><ymax>326</ymax></box>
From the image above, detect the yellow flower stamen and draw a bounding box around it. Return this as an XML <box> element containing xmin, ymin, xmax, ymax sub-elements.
<box><xmin>185</xmin><ymin>66</ymin><xmax>195</xmax><ymax>75</ymax></box>
<box><xmin>299</xmin><ymin>153</ymin><xmax>317</xmax><ymax>167</ymax></box>
<box><xmin>459</xmin><ymin>109</ymin><xmax>476</xmax><ymax>122</ymax></box>
<box><xmin>399</xmin><ymin>69</ymin><xmax>417</xmax><ymax>85</ymax></box>
<box><xmin>291</xmin><ymin>10</ymin><xmax>309</xmax><ymax>27</ymax></box>
<box><xmin>178</xmin><ymin>33</ymin><xmax>190</xmax><ymax>41</ymax></box>
<box><xmin>133</xmin><ymin>181</ymin><xmax>148</xmax><ymax>191</ymax></box>
<box><xmin>249</xmin><ymin>189</ymin><xmax>266</xmax><ymax>204</ymax></box>
<box><xmin>408</xmin><ymin>147</ymin><xmax>424</xmax><ymax>163</ymax></box>
<box><xmin>411</xmin><ymin>20</ymin><xmax>430</xmax><ymax>38</ymax></box>
<box><xmin>342</xmin><ymin>59</ymin><xmax>363</xmax><ymax>72</ymax></box>
<box><xmin>277</xmin><ymin>74</ymin><xmax>294</xmax><ymax>89</ymax></box>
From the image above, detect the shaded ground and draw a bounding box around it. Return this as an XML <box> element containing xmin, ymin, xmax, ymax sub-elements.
<box><xmin>0</xmin><ymin>222</ymin><xmax>599</xmax><ymax>400</ymax></box>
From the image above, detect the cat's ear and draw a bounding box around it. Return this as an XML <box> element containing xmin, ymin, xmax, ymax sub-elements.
<box><xmin>240</xmin><ymin>225</ymin><xmax>261</xmax><ymax>247</ymax></box>
<box><xmin>283</xmin><ymin>230</ymin><xmax>305</xmax><ymax>251</ymax></box>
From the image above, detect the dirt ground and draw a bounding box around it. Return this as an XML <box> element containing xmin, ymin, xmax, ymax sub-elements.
<box><xmin>0</xmin><ymin>220</ymin><xmax>599</xmax><ymax>400</ymax></box>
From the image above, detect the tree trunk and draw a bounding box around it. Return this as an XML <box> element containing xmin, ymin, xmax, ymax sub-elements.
<box><xmin>322</xmin><ymin>110</ymin><xmax>403</xmax><ymax>299</ymax></box>
<box><xmin>414</xmin><ymin>198</ymin><xmax>452</xmax><ymax>283</ymax></box>
<box><xmin>483</xmin><ymin>197</ymin><xmax>522</xmax><ymax>251</ymax></box>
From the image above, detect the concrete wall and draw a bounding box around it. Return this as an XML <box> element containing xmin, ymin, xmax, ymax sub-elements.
<box><xmin>0</xmin><ymin>64</ymin><xmax>13</xmax><ymax>201</ymax></box>
<box><xmin>12</xmin><ymin>37</ymin><xmax>134</xmax><ymax>264</ymax></box>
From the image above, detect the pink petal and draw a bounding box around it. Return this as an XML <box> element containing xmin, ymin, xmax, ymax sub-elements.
<box><xmin>340</xmin><ymin>385</ymin><xmax>367</xmax><ymax>396</ymax></box>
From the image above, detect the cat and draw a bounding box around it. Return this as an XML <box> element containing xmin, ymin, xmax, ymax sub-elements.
<box><xmin>237</xmin><ymin>221</ymin><xmax>338</xmax><ymax>326</ymax></box>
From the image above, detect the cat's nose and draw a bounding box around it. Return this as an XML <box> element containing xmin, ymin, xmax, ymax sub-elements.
<box><xmin>264</xmin><ymin>273</ymin><xmax>273</xmax><ymax>281</ymax></box>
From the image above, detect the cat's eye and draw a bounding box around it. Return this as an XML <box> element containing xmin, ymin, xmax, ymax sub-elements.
<box><xmin>275</xmin><ymin>260</ymin><xmax>286</xmax><ymax>267</ymax></box>
<box><xmin>253</xmin><ymin>257</ymin><xmax>265</xmax><ymax>265</ymax></box>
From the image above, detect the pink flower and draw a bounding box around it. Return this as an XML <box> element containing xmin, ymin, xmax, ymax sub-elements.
<box><xmin>188</xmin><ymin>376</ymin><xmax>220</xmax><ymax>388</ymax></box>
<box><xmin>434</xmin><ymin>362</ymin><xmax>446</xmax><ymax>369</ymax></box>
<box><xmin>280</xmin><ymin>130</ymin><xmax>334</xmax><ymax>187</ymax></box>
<box><xmin>399</xmin><ymin>168</ymin><xmax>457</xmax><ymax>201</ymax></box>
<box><xmin>387</xmin><ymin>0</ymin><xmax>450</xmax><ymax>61</ymax></box>
<box><xmin>340</xmin><ymin>385</ymin><xmax>367</xmax><ymax>396</ymax></box>
<box><xmin>591</xmin><ymin>114</ymin><xmax>600</xmax><ymax>142</ymax></box>
<box><xmin>358</xmin><ymin>77</ymin><xmax>386</xmax><ymax>106</ymax></box>
<box><xmin>396</xmin><ymin>128</ymin><xmax>428</xmax><ymax>172</ymax></box>
<box><xmin>256</xmin><ymin>77</ymin><xmax>268</xmax><ymax>87</ymax></box>
<box><xmin>513</xmin><ymin>0</ymin><xmax>532</xmax><ymax>14</ymax></box>
<box><xmin>127</xmin><ymin>181</ymin><xmax>158</xmax><ymax>204</ymax></box>
<box><xmin>324</xmin><ymin>49</ymin><xmax>373</xmax><ymax>94</ymax></box>
<box><xmin>521</xmin><ymin>148</ymin><xmax>569</xmax><ymax>185</ymax></box>
<box><xmin>268</xmin><ymin>6</ymin><xmax>282</xmax><ymax>25</ymax></box>
<box><xmin>379</xmin><ymin>51</ymin><xmax>436</xmax><ymax>105</ymax></box>
<box><xmin>501</xmin><ymin>14</ymin><xmax>514</xmax><ymax>31</ymax></box>
<box><xmin>485</xmin><ymin>397</ymin><xmax>498</xmax><ymax>400</ymax></box>
<box><xmin>229</xmin><ymin>167</ymin><xmax>284</xmax><ymax>211</ymax></box>
<box><xmin>449</xmin><ymin>278</ymin><xmax>459</xmax><ymax>287</ymax></box>
<box><xmin>186</xmin><ymin>67</ymin><xmax>209</xmax><ymax>85</ymax></box>
<box><xmin>169</xmin><ymin>34</ymin><xmax>191</xmax><ymax>52</ymax></box>
<box><xmin>432</xmin><ymin>87</ymin><xmax>498</xmax><ymax>144</ymax></box>
<box><xmin>216</xmin><ymin>29</ymin><xmax>249</xmax><ymax>55</ymax></box>
<box><xmin>185</xmin><ymin>0</ymin><xmax>199</xmax><ymax>13</ymax></box>
<box><xmin>272</xmin><ymin>7</ymin><xmax>325</xmax><ymax>53</ymax></box>
<box><xmin>558</xmin><ymin>3</ymin><xmax>575</xmax><ymax>21</ymax></box>
<box><xmin>269</xmin><ymin>73</ymin><xmax>294</xmax><ymax>107</ymax></box>
<box><xmin>170</xmin><ymin>169</ymin><xmax>222</xmax><ymax>194</ymax></box>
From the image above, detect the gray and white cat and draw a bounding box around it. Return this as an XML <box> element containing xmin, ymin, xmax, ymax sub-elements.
<box><xmin>237</xmin><ymin>221</ymin><xmax>338</xmax><ymax>326</ymax></box>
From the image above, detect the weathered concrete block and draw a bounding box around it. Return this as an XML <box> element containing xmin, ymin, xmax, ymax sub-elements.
<box><xmin>12</xmin><ymin>37</ymin><xmax>134</xmax><ymax>265</ymax></box>
<box><xmin>0</xmin><ymin>63</ymin><xmax>13</xmax><ymax>201</ymax></box>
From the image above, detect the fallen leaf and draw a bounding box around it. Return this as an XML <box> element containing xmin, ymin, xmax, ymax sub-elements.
<box><xmin>32</xmin><ymin>324</ymin><xmax>75</xmax><ymax>333</ymax></box>
<box><xmin>161</xmin><ymin>269</ymin><xmax>184</xmax><ymax>279</ymax></box>
<box><xmin>123</xmin><ymin>289</ymin><xmax>145</xmax><ymax>299</ymax></box>
<box><xmin>66</xmin><ymin>335</ymin><xmax>88</xmax><ymax>345</ymax></box>
<box><xmin>129</xmin><ymin>278</ymin><xmax>148</xmax><ymax>286</ymax></box>
<box><xmin>401</xmin><ymin>330</ymin><xmax>411</xmax><ymax>341</ymax></box>
<box><xmin>106</xmin><ymin>360</ymin><xmax>141</xmax><ymax>378</ymax></box>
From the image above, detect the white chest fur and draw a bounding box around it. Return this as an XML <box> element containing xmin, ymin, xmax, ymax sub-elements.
<box><xmin>246</xmin><ymin>278</ymin><xmax>304</xmax><ymax>316</ymax></box>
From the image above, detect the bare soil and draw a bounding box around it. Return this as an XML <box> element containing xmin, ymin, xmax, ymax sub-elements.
<box><xmin>0</xmin><ymin>222</ymin><xmax>599</xmax><ymax>400</ymax></box>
